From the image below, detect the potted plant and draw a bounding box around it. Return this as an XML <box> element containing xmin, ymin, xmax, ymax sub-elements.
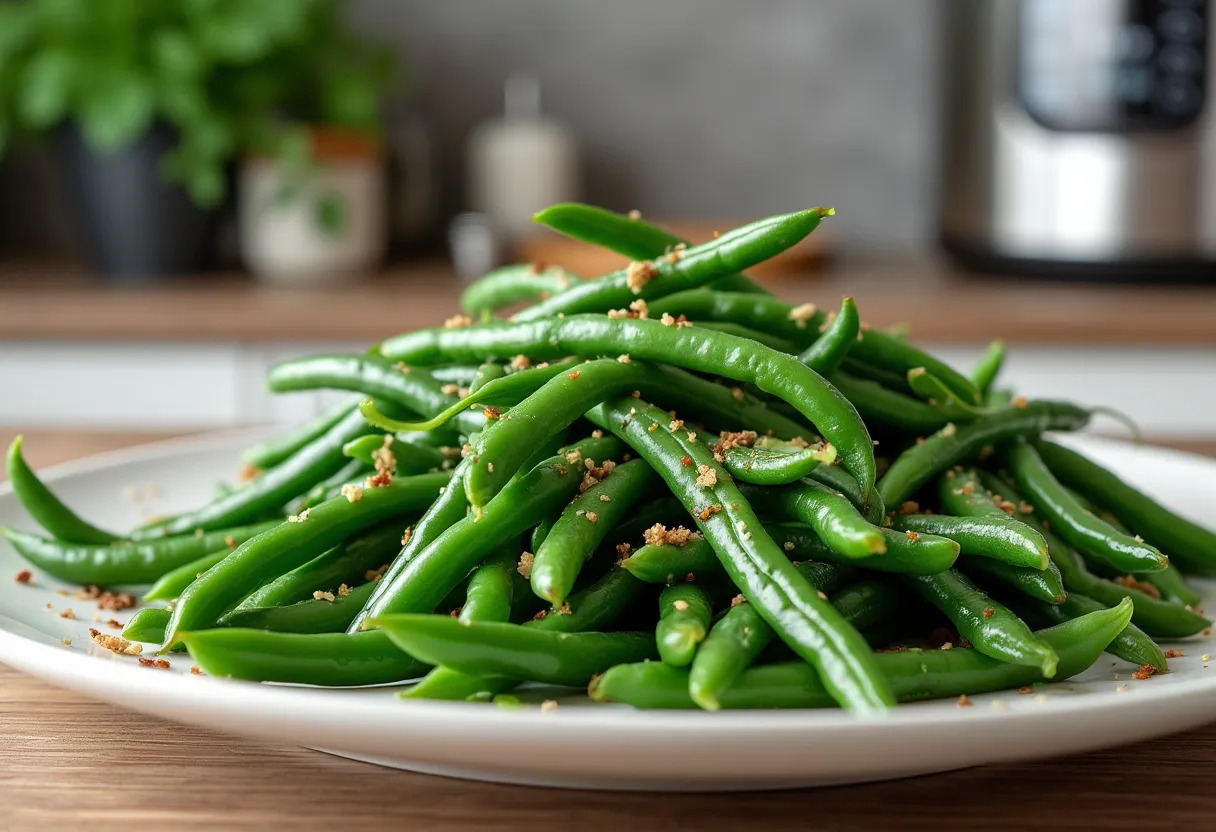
<box><xmin>0</xmin><ymin>0</ymin><xmax>395</xmax><ymax>281</ymax></box>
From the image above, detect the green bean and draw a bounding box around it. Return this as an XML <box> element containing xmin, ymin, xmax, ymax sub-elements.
<box><xmin>6</xmin><ymin>436</ymin><xmax>117</xmax><ymax>544</ymax></box>
<box><xmin>592</xmin><ymin>599</ymin><xmax>1133</xmax><ymax>709</ymax></box>
<box><xmin>693</xmin><ymin>321</ymin><xmax>801</xmax><ymax>353</ymax></box>
<box><xmin>2</xmin><ymin>520</ymin><xmax>280</xmax><ymax>587</ymax></box>
<box><xmin>971</xmin><ymin>340</ymin><xmax>1005</xmax><ymax>396</ymax></box>
<box><xmin>978</xmin><ymin>473</ymin><xmax>1210</xmax><ymax>639</ymax></box>
<box><xmin>234</xmin><ymin>523</ymin><xmax>405</xmax><ymax>610</ymax></box>
<box><xmin>353</xmin><ymin>435</ymin><xmax>623</xmax><ymax>623</ymax></box>
<box><xmin>799</xmin><ymin>297</ymin><xmax>859</xmax><ymax>376</ymax></box>
<box><xmin>806</xmin><ymin>462</ymin><xmax>885</xmax><ymax>524</ymax></box>
<box><xmin>379</xmin><ymin>315</ymin><xmax>876</xmax><ymax>498</ymax></box>
<box><xmin>828</xmin><ymin>373</ymin><xmax>954</xmax><ymax>433</ymax></box>
<box><xmin>348</xmin><ymin>455</ymin><xmax>477</xmax><ymax>633</ymax></box>
<box><xmin>1006</xmin><ymin>440</ymin><xmax>1167</xmax><ymax>573</ymax></box>
<box><xmin>587</xmin><ymin>397</ymin><xmax>895</xmax><ymax>713</ymax></box>
<box><xmin>460</xmin><ymin>263</ymin><xmax>579</xmax><ymax>316</ymax></box>
<box><xmin>137</xmin><ymin>407</ymin><xmax>382</xmax><ymax>537</ymax></box>
<box><xmin>428</xmin><ymin>365</ymin><xmax>481</xmax><ymax>386</ymax></box>
<box><xmin>516</xmin><ymin>209</ymin><xmax>827</xmax><ymax>321</ymax></box>
<box><xmin>268</xmin><ymin>354</ymin><xmax>485</xmax><ymax>437</ymax></box>
<box><xmin>906</xmin><ymin>368</ymin><xmax>987</xmax><ymax>421</ymax></box>
<box><xmin>374</xmin><ymin>616</ymin><xmax>656</xmax><ymax>687</ymax></box>
<box><xmin>1013</xmin><ymin>592</ymin><xmax>1167</xmax><ymax>672</ymax></box>
<box><xmin>341</xmin><ymin>434</ymin><xmax>449</xmax><ymax>474</ymax></box>
<box><xmin>531</xmin><ymin>202</ymin><xmax>768</xmax><ymax>295</ymax></box>
<box><xmin>359</xmin><ymin>358</ymin><xmax>582</xmax><ymax>433</ymax></box>
<box><xmin>469</xmin><ymin>361</ymin><xmax>506</xmax><ymax>393</ymax></box>
<box><xmin>461</xmin><ymin>358</ymin><xmax>822</xmax><ymax>509</ymax></box>
<box><xmin>240</xmin><ymin>397</ymin><xmax>358</xmax><ymax>470</ymax></box>
<box><xmin>828</xmin><ymin>580</ymin><xmax>904</xmax><ymax>635</ymax></box>
<box><xmin>219</xmin><ymin>582</ymin><xmax>377</xmax><ymax>633</ymax></box>
<box><xmin>1138</xmin><ymin>564</ymin><xmax>1203</xmax><ymax>609</ymax></box>
<box><xmin>162</xmin><ymin>472</ymin><xmax>451</xmax><ymax>648</ymax></box>
<box><xmin>721</xmin><ymin>438</ymin><xmax>837</xmax><ymax>486</ymax></box>
<box><xmin>123</xmin><ymin>607</ymin><xmax>173</xmax><ymax>644</ymax></box>
<box><xmin>655</xmin><ymin>583</ymin><xmax>713</xmax><ymax>666</ymax></box>
<box><xmin>756</xmin><ymin>480</ymin><xmax>886</xmax><ymax>558</ymax></box>
<box><xmin>891</xmin><ymin>514</ymin><xmax>1048</xmax><ymax>570</ymax></box>
<box><xmin>689</xmin><ymin>563</ymin><xmax>849</xmax><ymax>707</ymax></box>
<box><xmin>648</xmin><ymin>290</ymin><xmax>822</xmax><ymax>345</ymax></box>
<box><xmin>907</xmin><ymin>569</ymin><xmax>1058</xmax><ymax>676</ymax></box>
<box><xmin>143</xmin><ymin>548</ymin><xmax>233</xmax><ymax>602</ymax></box>
<box><xmin>961</xmin><ymin>556</ymin><xmax>1067</xmax><ymax>605</ymax></box>
<box><xmin>877</xmin><ymin>401</ymin><xmax>1091</xmax><ymax>508</ymax></box>
<box><xmin>531</xmin><ymin>458</ymin><xmax>657</xmax><ymax>604</ymax></box>
<box><xmin>180</xmin><ymin>629</ymin><xmax>428</xmax><ymax>686</ymax></box>
<box><xmin>401</xmin><ymin>565</ymin><xmax>650</xmax><ymax>701</ymax></box>
<box><xmin>1034</xmin><ymin>439</ymin><xmax>1216</xmax><ymax>576</ymax></box>
<box><xmin>460</xmin><ymin>548</ymin><xmax>519</xmax><ymax>623</ymax></box>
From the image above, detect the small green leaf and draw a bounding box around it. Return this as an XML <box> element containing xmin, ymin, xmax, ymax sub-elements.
<box><xmin>314</xmin><ymin>191</ymin><xmax>346</xmax><ymax>237</ymax></box>
<box><xmin>78</xmin><ymin>68</ymin><xmax>155</xmax><ymax>150</ymax></box>
<box><xmin>16</xmin><ymin>50</ymin><xmax>75</xmax><ymax>129</ymax></box>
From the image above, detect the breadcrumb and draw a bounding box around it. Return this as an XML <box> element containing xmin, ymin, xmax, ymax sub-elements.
<box><xmin>14</xmin><ymin>570</ymin><xmax>32</xmax><ymax>584</ymax></box>
<box><xmin>340</xmin><ymin>483</ymin><xmax>364</xmax><ymax>503</ymax></box>
<box><xmin>540</xmin><ymin>699</ymin><xmax>559</xmax><ymax>713</ymax></box>
<box><xmin>787</xmin><ymin>303</ymin><xmax>818</xmax><ymax>328</ymax></box>
<box><xmin>287</xmin><ymin>509</ymin><xmax>310</xmax><ymax>523</ymax></box>
<box><xmin>628</xmin><ymin>298</ymin><xmax>649</xmax><ymax>319</ymax></box>
<box><xmin>730</xmin><ymin>594</ymin><xmax>747</xmax><ymax>607</ymax></box>
<box><xmin>783</xmin><ymin>541</ymin><xmax>795</xmax><ymax>552</ymax></box>
<box><xmin>982</xmin><ymin>608</ymin><xmax>995</xmax><ymax>619</ymax></box>
<box><xmin>482</xmin><ymin>406</ymin><xmax>502</xmax><ymax>420</ymax></box>
<box><xmin>1133</xmin><ymin>664</ymin><xmax>1158</xmax><ymax>681</ymax></box>
<box><xmin>443</xmin><ymin>314</ymin><xmax>474</xmax><ymax>329</ymax></box>
<box><xmin>673</xmin><ymin>599</ymin><xmax>690</xmax><ymax>611</ymax></box>
<box><xmin>89</xmin><ymin>628</ymin><xmax>142</xmax><ymax>656</ymax></box>
<box><xmin>138</xmin><ymin>657</ymin><xmax>171</xmax><ymax>670</ymax></box>
<box><xmin>696</xmin><ymin>465</ymin><xmax>718</xmax><ymax>488</ymax></box>
<box><xmin>58</xmin><ymin>608</ymin><xmax>75</xmax><ymax>620</ymax></box>
<box><xmin>401</xmin><ymin>526</ymin><xmax>413</xmax><ymax>546</ymax></box>
<box><xmin>517</xmin><ymin>552</ymin><xmax>535</xmax><ymax>579</ymax></box>
<box><xmin>191</xmin><ymin>665</ymin><xmax>203</xmax><ymax>675</ymax></box>
<box><xmin>313</xmin><ymin>590</ymin><xmax>336</xmax><ymax>602</ymax></box>
<box><xmin>625</xmin><ymin>260</ymin><xmax>658</xmax><ymax>293</ymax></box>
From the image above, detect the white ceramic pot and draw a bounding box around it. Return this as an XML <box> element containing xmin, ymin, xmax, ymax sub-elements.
<box><xmin>239</xmin><ymin>141</ymin><xmax>386</xmax><ymax>285</ymax></box>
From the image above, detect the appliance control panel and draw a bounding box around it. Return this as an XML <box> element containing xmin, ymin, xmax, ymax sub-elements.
<box><xmin>1019</xmin><ymin>0</ymin><xmax>1208</xmax><ymax>130</ymax></box>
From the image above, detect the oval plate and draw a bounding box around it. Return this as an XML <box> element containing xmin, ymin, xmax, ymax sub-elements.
<box><xmin>1</xmin><ymin>430</ymin><xmax>1214</xmax><ymax>791</ymax></box>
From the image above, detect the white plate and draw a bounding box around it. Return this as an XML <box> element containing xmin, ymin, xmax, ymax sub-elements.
<box><xmin>2</xmin><ymin>429</ymin><xmax>1215</xmax><ymax>791</ymax></box>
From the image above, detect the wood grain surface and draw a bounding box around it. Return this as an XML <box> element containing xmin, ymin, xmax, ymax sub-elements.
<box><xmin>3</xmin><ymin>430</ymin><xmax>1215</xmax><ymax>831</ymax></box>
<box><xmin>3</xmin><ymin>257</ymin><xmax>1216</xmax><ymax>345</ymax></box>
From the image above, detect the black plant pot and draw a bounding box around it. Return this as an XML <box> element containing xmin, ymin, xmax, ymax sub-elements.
<box><xmin>56</xmin><ymin>122</ymin><xmax>214</xmax><ymax>281</ymax></box>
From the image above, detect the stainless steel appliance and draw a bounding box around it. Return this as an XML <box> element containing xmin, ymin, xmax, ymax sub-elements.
<box><xmin>940</xmin><ymin>0</ymin><xmax>1216</xmax><ymax>278</ymax></box>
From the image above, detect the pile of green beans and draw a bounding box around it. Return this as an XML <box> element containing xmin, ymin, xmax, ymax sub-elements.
<box><xmin>4</xmin><ymin>201</ymin><xmax>1210</xmax><ymax>714</ymax></box>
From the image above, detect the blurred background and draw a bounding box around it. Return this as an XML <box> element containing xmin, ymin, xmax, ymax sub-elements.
<box><xmin>0</xmin><ymin>0</ymin><xmax>1212</xmax><ymax>449</ymax></box>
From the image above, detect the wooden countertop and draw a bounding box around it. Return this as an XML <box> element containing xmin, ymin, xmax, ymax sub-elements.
<box><xmin>4</xmin><ymin>429</ymin><xmax>1216</xmax><ymax>830</ymax></box>
<box><xmin>2</xmin><ymin>257</ymin><xmax>1215</xmax><ymax>345</ymax></box>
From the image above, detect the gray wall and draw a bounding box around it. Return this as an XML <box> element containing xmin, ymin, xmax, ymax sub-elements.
<box><xmin>348</xmin><ymin>0</ymin><xmax>942</xmax><ymax>251</ymax></box>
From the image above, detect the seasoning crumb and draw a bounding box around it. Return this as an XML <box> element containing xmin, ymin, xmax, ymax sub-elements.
<box><xmin>1017</xmin><ymin>685</ymin><xmax>1034</xmax><ymax>695</ymax></box>
<box><xmin>1133</xmin><ymin>664</ymin><xmax>1158</xmax><ymax>681</ymax></box>
<box><xmin>58</xmin><ymin>608</ymin><xmax>75</xmax><ymax>620</ymax></box>
<box><xmin>941</xmin><ymin>642</ymin><xmax>953</xmax><ymax>651</ymax></box>
<box><xmin>401</xmin><ymin>526</ymin><xmax>413</xmax><ymax>546</ymax></box>
<box><xmin>673</xmin><ymin>599</ymin><xmax>690</xmax><ymax>612</ymax></box>
<box><xmin>443</xmin><ymin>314</ymin><xmax>474</xmax><ymax>329</ymax></box>
<box><xmin>956</xmin><ymin>695</ymin><xmax>972</xmax><ymax>708</ymax></box>
<box><xmin>1165</xmin><ymin>649</ymin><xmax>1185</xmax><ymax>659</ymax></box>
<box><xmin>627</xmin><ymin>209</ymin><xmax>642</xmax><ymax>220</ymax></box>
<box><xmin>190</xmin><ymin>665</ymin><xmax>203</xmax><ymax>675</ymax></box>
<box><xmin>517</xmin><ymin>552</ymin><xmax>535</xmax><ymax>580</ymax></box>
<box><xmin>1011</xmin><ymin>395</ymin><xmax>1028</xmax><ymax>409</ymax></box>
<box><xmin>89</xmin><ymin>628</ymin><xmax>142</xmax><ymax>655</ymax></box>
<box><xmin>556</xmin><ymin>602</ymin><xmax>572</xmax><ymax>616</ymax></box>
<box><xmin>625</xmin><ymin>260</ymin><xmax>658</xmax><ymax>293</ymax></box>
<box><xmin>904</xmin><ymin>530</ymin><xmax>920</xmax><ymax>542</ymax></box>
<box><xmin>617</xmin><ymin>354</ymin><xmax>631</xmax><ymax>364</ymax></box>
<box><xmin>696</xmin><ymin>465</ymin><xmax>718</xmax><ymax>488</ymax></box>
<box><xmin>483</xmin><ymin>405</ymin><xmax>502</xmax><ymax>420</ymax></box>
<box><xmin>982</xmin><ymin>607</ymin><xmax>995</xmax><ymax>619</ymax></box>
<box><xmin>340</xmin><ymin>483</ymin><xmax>364</xmax><ymax>503</ymax></box>
<box><xmin>787</xmin><ymin>303</ymin><xmax>818</xmax><ymax>328</ymax></box>
<box><xmin>730</xmin><ymin>594</ymin><xmax>747</xmax><ymax>607</ymax></box>
<box><xmin>14</xmin><ymin>570</ymin><xmax>32</xmax><ymax>584</ymax></box>
<box><xmin>313</xmin><ymin>590</ymin><xmax>336</xmax><ymax>602</ymax></box>
<box><xmin>585</xmin><ymin>511</ymin><xmax>599</xmax><ymax>523</ymax></box>
<box><xmin>540</xmin><ymin>699</ymin><xmax>559</xmax><ymax>713</ymax></box>
<box><xmin>138</xmin><ymin>657</ymin><xmax>171</xmax><ymax>670</ymax></box>
<box><xmin>61</xmin><ymin>637</ymin><xmax>71</xmax><ymax>647</ymax></box>
<box><xmin>599</xmin><ymin>494</ymin><xmax>611</xmax><ymax>503</ymax></box>
<box><xmin>287</xmin><ymin>509</ymin><xmax>310</xmax><ymax>524</ymax></box>
<box><xmin>783</xmin><ymin>541</ymin><xmax>795</xmax><ymax>552</ymax></box>
<box><xmin>338</xmin><ymin>583</ymin><xmax>351</xmax><ymax>598</ymax></box>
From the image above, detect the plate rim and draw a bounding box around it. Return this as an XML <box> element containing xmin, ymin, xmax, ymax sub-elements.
<box><xmin>0</xmin><ymin>430</ymin><xmax>1214</xmax><ymax>738</ymax></box>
